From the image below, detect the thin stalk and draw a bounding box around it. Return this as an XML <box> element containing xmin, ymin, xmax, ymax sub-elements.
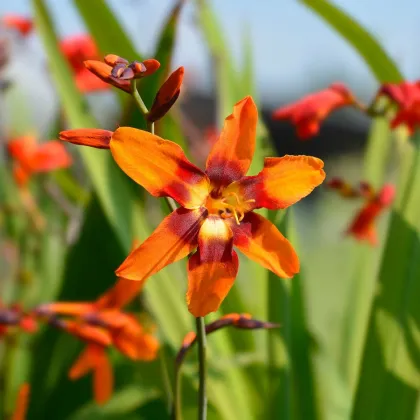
<box><xmin>158</xmin><ymin>347</ymin><xmax>173</xmax><ymax>414</ymax></box>
<box><xmin>173</xmin><ymin>364</ymin><xmax>183</xmax><ymax>420</ymax></box>
<box><xmin>131</xmin><ymin>81</ymin><xmax>149</xmax><ymax>117</ymax></box>
<box><xmin>195</xmin><ymin>317</ymin><xmax>207</xmax><ymax>420</ymax></box>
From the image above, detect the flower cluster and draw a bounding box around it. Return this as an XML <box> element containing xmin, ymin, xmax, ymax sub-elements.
<box><xmin>272</xmin><ymin>79</ymin><xmax>420</xmax><ymax>139</ymax></box>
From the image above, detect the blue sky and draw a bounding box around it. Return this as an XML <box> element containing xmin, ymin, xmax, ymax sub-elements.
<box><xmin>1</xmin><ymin>0</ymin><xmax>420</xmax><ymax>104</ymax></box>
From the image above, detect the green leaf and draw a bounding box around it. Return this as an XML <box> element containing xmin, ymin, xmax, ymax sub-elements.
<box><xmin>32</xmin><ymin>0</ymin><xmax>136</xmax><ymax>250</ymax></box>
<box><xmin>300</xmin><ymin>0</ymin><xmax>403</xmax><ymax>82</ymax></box>
<box><xmin>266</xmin><ymin>210</ymin><xmax>321</xmax><ymax>420</ymax></box>
<box><xmin>73</xmin><ymin>0</ymin><xmax>138</xmax><ymax>59</ymax></box>
<box><xmin>337</xmin><ymin>114</ymin><xmax>394</xmax><ymax>396</ymax></box>
<box><xmin>66</xmin><ymin>386</ymin><xmax>160</xmax><ymax>420</ymax></box>
<box><xmin>352</xmin><ymin>131</ymin><xmax>420</xmax><ymax>419</ymax></box>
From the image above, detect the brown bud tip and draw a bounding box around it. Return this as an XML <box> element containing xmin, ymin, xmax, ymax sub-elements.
<box><xmin>326</xmin><ymin>178</ymin><xmax>345</xmax><ymax>190</ymax></box>
<box><xmin>147</xmin><ymin>66</ymin><xmax>184</xmax><ymax>122</ymax></box>
<box><xmin>104</xmin><ymin>54</ymin><xmax>129</xmax><ymax>66</ymax></box>
<box><xmin>59</xmin><ymin>129</ymin><xmax>112</xmax><ymax>149</ymax></box>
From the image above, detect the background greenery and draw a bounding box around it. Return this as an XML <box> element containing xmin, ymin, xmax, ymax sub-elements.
<box><xmin>0</xmin><ymin>0</ymin><xmax>419</xmax><ymax>419</ymax></box>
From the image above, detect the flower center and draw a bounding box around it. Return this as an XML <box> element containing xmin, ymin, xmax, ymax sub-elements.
<box><xmin>205</xmin><ymin>187</ymin><xmax>255</xmax><ymax>225</ymax></box>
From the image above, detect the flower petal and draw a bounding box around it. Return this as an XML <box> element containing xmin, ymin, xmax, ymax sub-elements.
<box><xmin>231</xmin><ymin>212</ymin><xmax>299</xmax><ymax>278</ymax></box>
<box><xmin>206</xmin><ymin>96</ymin><xmax>257</xmax><ymax>186</ymax></box>
<box><xmin>2</xmin><ymin>14</ymin><xmax>33</xmax><ymax>36</ymax></box>
<box><xmin>95</xmin><ymin>278</ymin><xmax>143</xmax><ymax>310</ymax></box>
<box><xmin>11</xmin><ymin>383</ymin><xmax>30</xmax><ymax>420</ymax></box>
<box><xmin>75</xmin><ymin>68</ymin><xmax>111</xmax><ymax>93</ymax></box>
<box><xmin>69</xmin><ymin>346</ymin><xmax>94</xmax><ymax>380</ymax></box>
<box><xmin>112</xmin><ymin>316</ymin><xmax>159</xmax><ymax>360</ymax></box>
<box><xmin>187</xmin><ymin>217</ymin><xmax>239</xmax><ymax>317</ymax></box>
<box><xmin>84</xmin><ymin>60</ymin><xmax>131</xmax><ymax>93</ymax></box>
<box><xmin>60</xmin><ymin>129</ymin><xmax>112</xmax><ymax>149</ymax></box>
<box><xmin>65</xmin><ymin>321</ymin><xmax>112</xmax><ymax>347</ymax></box>
<box><xmin>235</xmin><ymin>155</ymin><xmax>325</xmax><ymax>210</ymax></box>
<box><xmin>116</xmin><ymin>207</ymin><xmax>206</xmax><ymax>281</ymax></box>
<box><xmin>110</xmin><ymin>127</ymin><xmax>210</xmax><ymax>208</ymax></box>
<box><xmin>92</xmin><ymin>345</ymin><xmax>113</xmax><ymax>405</ymax></box>
<box><xmin>32</xmin><ymin>142</ymin><xmax>72</xmax><ymax>172</ymax></box>
<box><xmin>39</xmin><ymin>302</ymin><xmax>95</xmax><ymax>316</ymax></box>
<box><xmin>346</xmin><ymin>201</ymin><xmax>383</xmax><ymax>246</ymax></box>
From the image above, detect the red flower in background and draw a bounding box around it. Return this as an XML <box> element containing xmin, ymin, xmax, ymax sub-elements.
<box><xmin>327</xmin><ymin>178</ymin><xmax>395</xmax><ymax>246</ymax></box>
<box><xmin>378</xmin><ymin>81</ymin><xmax>420</xmax><ymax>134</ymax></box>
<box><xmin>1</xmin><ymin>14</ymin><xmax>33</xmax><ymax>37</ymax></box>
<box><xmin>7</xmin><ymin>135</ymin><xmax>72</xmax><ymax>187</ymax></box>
<box><xmin>37</xmin><ymin>265</ymin><xmax>159</xmax><ymax>404</ymax></box>
<box><xmin>272</xmin><ymin>83</ymin><xmax>358</xmax><ymax>139</ymax></box>
<box><xmin>60</xmin><ymin>34</ymin><xmax>110</xmax><ymax>93</ymax></box>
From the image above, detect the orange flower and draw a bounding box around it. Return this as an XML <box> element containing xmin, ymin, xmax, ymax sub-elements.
<box><xmin>60</xmin><ymin>96</ymin><xmax>325</xmax><ymax>317</ymax></box>
<box><xmin>7</xmin><ymin>135</ymin><xmax>72</xmax><ymax>187</ymax></box>
<box><xmin>84</xmin><ymin>55</ymin><xmax>160</xmax><ymax>93</ymax></box>
<box><xmin>60</xmin><ymin>34</ymin><xmax>110</xmax><ymax>93</ymax></box>
<box><xmin>11</xmin><ymin>383</ymin><xmax>30</xmax><ymax>420</ymax></box>
<box><xmin>38</xmin><ymin>274</ymin><xmax>158</xmax><ymax>404</ymax></box>
<box><xmin>147</xmin><ymin>67</ymin><xmax>184</xmax><ymax>122</ymax></box>
<box><xmin>272</xmin><ymin>83</ymin><xmax>357</xmax><ymax>139</ymax></box>
<box><xmin>1</xmin><ymin>14</ymin><xmax>33</xmax><ymax>37</ymax></box>
<box><xmin>327</xmin><ymin>179</ymin><xmax>395</xmax><ymax>245</ymax></box>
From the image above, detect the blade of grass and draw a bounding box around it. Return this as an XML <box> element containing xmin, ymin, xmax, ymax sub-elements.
<box><xmin>352</xmin><ymin>131</ymin><xmax>420</xmax><ymax>419</ymax></box>
<box><xmin>266</xmin><ymin>209</ymin><xmax>321</xmax><ymax>420</ymax></box>
<box><xmin>338</xmin><ymin>115</ymin><xmax>394</xmax><ymax>397</ymax></box>
<box><xmin>33</xmin><ymin>0</ymin><xmax>137</xmax><ymax>250</ymax></box>
<box><xmin>73</xmin><ymin>0</ymin><xmax>138</xmax><ymax>59</ymax></box>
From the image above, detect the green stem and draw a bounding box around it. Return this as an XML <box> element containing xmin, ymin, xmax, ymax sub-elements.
<box><xmin>130</xmin><ymin>80</ymin><xmax>149</xmax><ymax>117</ymax></box>
<box><xmin>173</xmin><ymin>364</ymin><xmax>183</xmax><ymax>420</ymax></box>
<box><xmin>158</xmin><ymin>347</ymin><xmax>173</xmax><ymax>414</ymax></box>
<box><xmin>195</xmin><ymin>317</ymin><xmax>207</xmax><ymax>420</ymax></box>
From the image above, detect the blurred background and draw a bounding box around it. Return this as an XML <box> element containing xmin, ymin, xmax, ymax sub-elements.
<box><xmin>0</xmin><ymin>1</ymin><xmax>418</xmax><ymax>419</ymax></box>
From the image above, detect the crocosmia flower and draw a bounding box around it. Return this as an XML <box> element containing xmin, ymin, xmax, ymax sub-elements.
<box><xmin>8</xmin><ymin>135</ymin><xmax>72</xmax><ymax>187</ymax></box>
<box><xmin>37</xmin><ymin>274</ymin><xmax>159</xmax><ymax>404</ymax></box>
<box><xmin>327</xmin><ymin>178</ymin><xmax>395</xmax><ymax>246</ymax></box>
<box><xmin>60</xmin><ymin>96</ymin><xmax>325</xmax><ymax>316</ymax></box>
<box><xmin>272</xmin><ymin>83</ymin><xmax>357</xmax><ymax>139</ymax></box>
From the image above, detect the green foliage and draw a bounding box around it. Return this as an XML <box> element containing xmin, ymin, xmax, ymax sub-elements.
<box><xmin>2</xmin><ymin>1</ymin><xmax>419</xmax><ymax>420</ymax></box>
